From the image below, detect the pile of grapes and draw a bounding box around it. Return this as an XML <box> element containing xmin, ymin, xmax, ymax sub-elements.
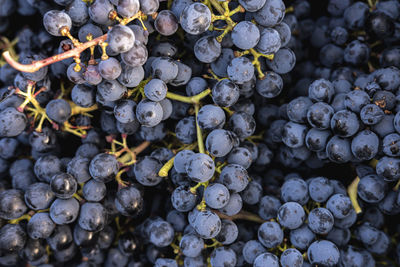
<box><xmin>0</xmin><ymin>0</ymin><xmax>400</xmax><ymax>266</ymax></box>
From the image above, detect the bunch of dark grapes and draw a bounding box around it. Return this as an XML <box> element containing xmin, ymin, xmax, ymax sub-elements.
<box><xmin>0</xmin><ymin>0</ymin><xmax>400</xmax><ymax>266</ymax></box>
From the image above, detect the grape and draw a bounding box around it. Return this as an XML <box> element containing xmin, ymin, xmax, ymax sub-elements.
<box><xmin>228</xmin><ymin>111</ymin><xmax>255</xmax><ymax>139</ymax></box>
<box><xmin>46</xmin><ymin>99</ymin><xmax>71</xmax><ymax>124</ymax></box>
<box><xmin>121</xmin><ymin>42</ymin><xmax>148</xmax><ymax>67</ymax></box>
<box><xmin>115</xmin><ymin>185</ymin><xmax>143</xmax><ymax>217</ymax></box>
<box><xmin>360</xmin><ymin>104</ymin><xmax>384</xmax><ymax>125</ymax></box>
<box><xmin>78</xmin><ymin>202</ymin><xmax>107</xmax><ymax>232</ymax></box>
<box><xmin>105</xmin><ymin>248</ymin><xmax>129</xmax><ymax>267</ymax></box>
<box><xmin>274</xmin><ymin>22</ymin><xmax>291</xmax><ymax>47</ymax></box>
<box><xmin>24</xmin><ymin>183</ymin><xmax>55</xmax><ymax>210</ymax></box>
<box><xmin>98</xmin><ymin>57</ymin><xmax>122</xmax><ymax>80</ymax></box>
<box><xmin>211</xmin><ymin>48</ymin><xmax>234</xmax><ymax>78</ymax></box>
<box><xmin>217</xmin><ymin>164</ymin><xmax>249</xmax><ymax>193</ymax></box>
<box><xmin>134</xmin><ymin>156</ymin><xmax>163</xmax><ymax>186</ymax></box>
<box><xmin>308</xmin><ymin>208</ymin><xmax>334</xmax><ymax>234</ymax></box>
<box><xmin>139</xmin><ymin>0</ymin><xmax>159</xmax><ymax>15</ymax></box>
<box><xmin>173</xmin><ymin>150</ymin><xmax>194</xmax><ymax>173</ymax></box>
<box><xmin>78</xmin><ymin>23</ymin><xmax>103</xmax><ymax>43</ymax></box>
<box><xmin>330</xmin><ymin>110</ymin><xmax>360</xmax><ymax>137</ymax></box>
<box><xmin>211</xmin><ymin>79</ymin><xmax>240</xmax><ymax>107</ymax></box>
<box><xmin>227</xmin><ymin>147</ymin><xmax>252</xmax><ymax>169</ymax></box>
<box><xmin>227</xmin><ymin>57</ymin><xmax>254</xmax><ymax>84</ymax></box>
<box><xmin>170</xmin><ymin>61</ymin><xmax>192</xmax><ymax>87</ymax></box>
<box><xmin>340</xmin><ymin>245</ymin><xmax>375</xmax><ymax>267</ymax></box>
<box><xmin>253</xmin><ymin>0</ymin><xmax>285</xmax><ymax>27</ymax></box>
<box><xmin>356</xmin><ymin>222</ymin><xmax>380</xmax><ymax>245</ymax></box>
<box><xmin>308</xmin><ymin>79</ymin><xmax>335</xmax><ymax>103</ymax></box>
<box><xmin>307</xmin><ymin>240</ymin><xmax>340</xmax><ymax>267</ymax></box>
<box><xmin>89</xmin><ymin>153</ymin><xmax>119</xmax><ymax>183</ymax></box>
<box><xmin>107</xmin><ymin>25</ymin><xmax>135</xmax><ymax>54</ymax></box>
<box><xmin>0</xmin><ymin>107</ymin><xmax>27</xmax><ymax>137</ymax></box>
<box><xmin>376</xmin><ymin>156</ymin><xmax>400</xmax><ymax>181</ymax></box>
<box><xmin>97</xmin><ymin>79</ymin><xmax>127</xmax><ymax>102</ymax></box>
<box><xmin>242</xmin><ymin>240</ymin><xmax>266</xmax><ymax>264</ymax></box>
<box><xmin>88</xmin><ymin>0</ymin><xmax>114</xmax><ymax>25</ymax></box>
<box><xmin>255</xmin><ymin>71</ymin><xmax>283</xmax><ymax>98</ymax></box>
<box><xmin>27</xmin><ymin>212</ymin><xmax>55</xmax><ymax>239</ymax></box>
<box><xmin>192</xmin><ymin>210</ymin><xmax>221</xmax><ymax>239</ymax></box>
<box><xmin>345</xmin><ymin>90</ymin><xmax>370</xmax><ymax>113</ymax></box>
<box><xmin>154</xmin><ymin>258</ymin><xmax>177</xmax><ymax>267</ymax></box>
<box><xmin>71</xmin><ymin>84</ymin><xmax>95</xmax><ymax>108</ymax></box>
<box><xmin>154</xmin><ymin>10</ymin><xmax>178</xmax><ymax>36</ymax></box>
<box><xmin>365</xmin><ymin>231</ymin><xmax>390</xmax><ymax>255</ymax></box>
<box><xmin>282</xmin><ymin>121</ymin><xmax>308</xmax><ymax>148</ymax></box>
<box><xmin>197</xmin><ymin>104</ymin><xmax>225</xmax><ymax>131</ymax></box>
<box><xmin>281</xmin><ymin>178</ymin><xmax>309</xmax><ymax>205</ymax></box>
<box><xmin>238</xmin><ymin>0</ymin><xmax>266</xmax><ymax>12</ymax></box>
<box><xmin>286</xmin><ymin>97</ymin><xmax>313</xmax><ymax>123</ymax></box>
<box><xmin>179</xmin><ymin>234</ymin><xmax>204</xmax><ymax>257</ymax></box>
<box><xmin>82</xmin><ymin>179</ymin><xmax>106</xmax><ymax>202</ymax></box>
<box><xmin>290</xmin><ymin>224</ymin><xmax>315</xmax><ymax>250</ymax></box>
<box><xmin>258</xmin><ymin>221</ymin><xmax>283</xmax><ymax>248</ymax></box>
<box><xmin>305</xmin><ymin>129</ymin><xmax>331</xmax><ymax>152</ymax></box>
<box><xmin>358</xmin><ymin>174</ymin><xmax>386</xmax><ymax>204</ymax></box>
<box><xmin>117</xmin><ymin>0</ymin><xmax>140</xmax><ymax>18</ymax></box>
<box><xmin>258</xmin><ymin>195</ymin><xmax>281</xmax><ymax>220</ymax></box>
<box><xmin>151</xmin><ymin>57</ymin><xmax>179</xmax><ymax>83</ymax></box>
<box><xmin>372</xmin><ymin>113</ymin><xmax>395</xmax><ymax>138</ymax></box>
<box><xmin>175</xmin><ymin>116</ymin><xmax>196</xmax><ymax>144</ymax></box>
<box><xmin>186</xmin><ymin>153</ymin><xmax>215</xmax><ymax>182</ymax></box>
<box><xmin>118</xmin><ymin>63</ymin><xmax>144</xmax><ymax>88</ymax></box>
<box><xmin>66</xmin><ymin>0</ymin><xmax>88</xmax><ymax>27</ymax></box>
<box><xmin>135</xmin><ymin>99</ymin><xmax>163</xmax><ymax>127</ymax></box>
<box><xmin>171</xmin><ymin>185</ymin><xmax>196</xmax><ymax>212</ymax></box>
<box><xmin>50</xmin><ymin>172</ymin><xmax>77</xmax><ymax>199</ymax></box>
<box><xmin>382</xmin><ymin>133</ymin><xmax>400</xmax><ymax>156</ymax></box>
<box><xmin>0</xmin><ymin>224</ymin><xmax>26</xmax><ymax>253</ymax></box>
<box><xmin>67</xmin><ymin>156</ymin><xmax>91</xmax><ymax>183</ymax></box>
<box><xmin>307</xmin><ymin>102</ymin><xmax>334</xmax><ymax>129</ymax></box>
<box><xmin>43</xmin><ymin>10</ymin><xmax>72</xmax><ymax>36</ymax></box>
<box><xmin>0</xmin><ymin>189</ymin><xmax>27</xmax><ymax>220</ymax></box>
<box><xmin>218</xmin><ymin>192</ymin><xmax>242</xmax><ymax>216</ymax></box>
<box><xmin>180</xmin><ymin>3</ymin><xmax>211</xmax><ymax>35</ymax></box>
<box><xmin>278</xmin><ymin>202</ymin><xmax>305</xmax><ymax>229</ymax></box>
<box><xmin>50</xmin><ymin>198</ymin><xmax>80</xmax><ymax>225</ymax></box>
<box><xmin>210</xmin><ymin>247</ymin><xmax>237</xmax><ymax>267</ymax></box>
<box><xmin>350</xmin><ymin>130</ymin><xmax>379</xmax><ymax>161</ymax></box>
<box><xmin>204</xmin><ymin>183</ymin><xmax>230</xmax><ymax>209</ymax></box>
<box><xmin>215</xmin><ymin>220</ymin><xmax>238</xmax><ymax>245</ymax></box>
<box><xmin>256</xmin><ymin>28</ymin><xmax>281</xmax><ymax>54</ymax></box>
<box><xmin>280</xmin><ymin>248</ymin><xmax>303</xmax><ymax>267</ymax></box>
<box><xmin>144</xmin><ymin>78</ymin><xmax>167</xmax><ymax>102</ymax></box>
<box><xmin>194</xmin><ymin>36</ymin><xmax>221</xmax><ymax>63</ymax></box>
<box><xmin>232</xmin><ymin>21</ymin><xmax>260</xmax><ymax>50</ymax></box>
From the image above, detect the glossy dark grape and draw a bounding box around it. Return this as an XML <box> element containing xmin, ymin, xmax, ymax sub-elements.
<box><xmin>43</xmin><ymin>10</ymin><xmax>72</xmax><ymax>36</ymax></box>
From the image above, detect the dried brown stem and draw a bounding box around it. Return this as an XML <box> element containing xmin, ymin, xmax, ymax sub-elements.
<box><xmin>2</xmin><ymin>34</ymin><xmax>108</xmax><ymax>73</ymax></box>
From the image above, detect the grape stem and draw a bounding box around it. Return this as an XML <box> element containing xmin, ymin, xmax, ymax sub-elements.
<box><xmin>194</xmin><ymin>103</ymin><xmax>205</xmax><ymax>154</ymax></box>
<box><xmin>158</xmin><ymin>156</ymin><xmax>175</xmax><ymax>177</ymax></box>
<box><xmin>2</xmin><ymin>34</ymin><xmax>108</xmax><ymax>73</ymax></box>
<box><xmin>166</xmin><ymin>88</ymin><xmax>211</xmax><ymax>104</ymax></box>
<box><xmin>348</xmin><ymin>176</ymin><xmax>362</xmax><ymax>214</ymax></box>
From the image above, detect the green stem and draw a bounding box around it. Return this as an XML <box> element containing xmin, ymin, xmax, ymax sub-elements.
<box><xmin>195</xmin><ymin>104</ymin><xmax>205</xmax><ymax>154</ymax></box>
<box><xmin>166</xmin><ymin>88</ymin><xmax>211</xmax><ymax>104</ymax></box>
<box><xmin>348</xmin><ymin>177</ymin><xmax>362</xmax><ymax>214</ymax></box>
<box><xmin>158</xmin><ymin>156</ymin><xmax>175</xmax><ymax>177</ymax></box>
<box><xmin>208</xmin><ymin>0</ymin><xmax>225</xmax><ymax>15</ymax></box>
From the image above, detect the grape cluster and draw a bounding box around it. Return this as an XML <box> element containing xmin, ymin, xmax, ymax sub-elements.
<box><xmin>0</xmin><ymin>0</ymin><xmax>399</xmax><ymax>266</ymax></box>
